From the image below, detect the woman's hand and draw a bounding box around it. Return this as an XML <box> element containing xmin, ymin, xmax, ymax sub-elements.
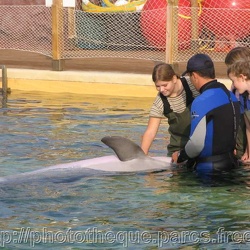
<box><xmin>171</xmin><ymin>151</ymin><xmax>179</xmax><ymax>163</ymax></box>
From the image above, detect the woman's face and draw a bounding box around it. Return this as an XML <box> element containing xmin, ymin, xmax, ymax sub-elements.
<box><xmin>155</xmin><ymin>76</ymin><xmax>176</xmax><ymax>97</ymax></box>
<box><xmin>228</xmin><ymin>72</ymin><xmax>248</xmax><ymax>94</ymax></box>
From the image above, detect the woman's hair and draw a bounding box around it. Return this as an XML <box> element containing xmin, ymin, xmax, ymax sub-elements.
<box><xmin>225</xmin><ymin>47</ymin><xmax>250</xmax><ymax>66</ymax></box>
<box><xmin>152</xmin><ymin>63</ymin><xmax>178</xmax><ymax>83</ymax></box>
<box><xmin>227</xmin><ymin>59</ymin><xmax>250</xmax><ymax>80</ymax></box>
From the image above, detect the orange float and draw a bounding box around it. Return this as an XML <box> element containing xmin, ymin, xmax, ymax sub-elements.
<box><xmin>140</xmin><ymin>0</ymin><xmax>194</xmax><ymax>50</ymax></box>
<box><xmin>202</xmin><ymin>0</ymin><xmax>250</xmax><ymax>39</ymax></box>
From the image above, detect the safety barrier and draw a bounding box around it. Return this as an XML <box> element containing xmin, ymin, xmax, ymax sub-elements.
<box><xmin>0</xmin><ymin>0</ymin><xmax>249</xmax><ymax>71</ymax></box>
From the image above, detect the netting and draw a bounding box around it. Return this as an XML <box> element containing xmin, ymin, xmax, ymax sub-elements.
<box><xmin>0</xmin><ymin>0</ymin><xmax>250</xmax><ymax>64</ymax></box>
<box><xmin>0</xmin><ymin>5</ymin><xmax>52</xmax><ymax>56</ymax></box>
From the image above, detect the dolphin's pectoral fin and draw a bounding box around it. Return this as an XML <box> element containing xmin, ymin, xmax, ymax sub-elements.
<box><xmin>101</xmin><ymin>136</ymin><xmax>146</xmax><ymax>161</ymax></box>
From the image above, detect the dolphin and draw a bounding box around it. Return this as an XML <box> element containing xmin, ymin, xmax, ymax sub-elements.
<box><xmin>0</xmin><ymin>136</ymin><xmax>172</xmax><ymax>185</ymax></box>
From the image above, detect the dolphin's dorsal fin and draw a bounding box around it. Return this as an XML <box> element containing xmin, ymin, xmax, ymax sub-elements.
<box><xmin>101</xmin><ymin>136</ymin><xmax>146</xmax><ymax>161</ymax></box>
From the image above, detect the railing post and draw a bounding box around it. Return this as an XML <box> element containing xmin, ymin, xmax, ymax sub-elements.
<box><xmin>52</xmin><ymin>0</ymin><xmax>65</xmax><ymax>71</ymax></box>
<box><xmin>1</xmin><ymin>65</ymin><xmax>8</xmax><ymax>95</ymax></box>
<box><xmin>0</xmin><ymin>65</ymin><xmax>10</xmax><ymax>108</ymax></box>
<box><xmin>166</xmin><ymin>0</ymin><xmax>179</xmax><ymax>70</ymax></box>
<box><xmin>191</xmin><ymin>0</ymin><xmax>199</xmax><ymax>50</ymax></box>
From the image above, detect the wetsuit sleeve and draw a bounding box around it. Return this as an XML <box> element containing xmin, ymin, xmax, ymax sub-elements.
<box><xmin>177</xmin><ymin>100</ymin><xmax>207</xmax><ymax>162</ymax></box>
<box><xmin>185</xmin><ymin>116</ymin><xmax>206</xmax><ymax>157</ymax></box>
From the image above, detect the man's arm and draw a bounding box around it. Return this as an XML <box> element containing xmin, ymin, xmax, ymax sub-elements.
<box><xmin>172</xmin><ymin>115</ymin><xmax>207</xmax><ymax>163</ymax></box>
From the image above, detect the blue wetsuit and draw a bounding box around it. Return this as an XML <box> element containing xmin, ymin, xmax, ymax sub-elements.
<box><xmin>177</xmin><ymin>80</ymin><xmax>240</xmax><ymax>174</ymax></box>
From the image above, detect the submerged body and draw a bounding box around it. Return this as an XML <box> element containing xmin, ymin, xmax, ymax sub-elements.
<box><xmin>0</xmin><ymin>136</ymin><xmax>172</xmax><ymax>185</ymax></box>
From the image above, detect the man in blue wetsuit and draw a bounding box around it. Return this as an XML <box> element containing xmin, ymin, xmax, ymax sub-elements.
<box><xmin>172</xmin><ymin>53</ymin><xmax>241</xmax><ymax>174</ymax></box>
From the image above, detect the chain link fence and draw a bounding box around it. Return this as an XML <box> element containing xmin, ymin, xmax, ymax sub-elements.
<box><xmin>0</xmin><ymin>0</ymin><xmax>249</xmax><ymax>67</ymax></box>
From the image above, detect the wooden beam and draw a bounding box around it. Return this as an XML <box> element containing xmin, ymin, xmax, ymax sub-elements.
<box><xmin>52</xmin><ymin>0</ymin><xmax>64</xmax><ymax>71</ymax></box>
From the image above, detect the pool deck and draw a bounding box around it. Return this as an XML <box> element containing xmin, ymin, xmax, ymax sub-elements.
<box><xmin>7</xmin><ymin>68</ymin><xmax>158</xmax><ymax>97</ymax></box>
<box><xmin>1</xmin><ymin>50</ymin><xmax>231</xmax><ymax>97</ymax></box>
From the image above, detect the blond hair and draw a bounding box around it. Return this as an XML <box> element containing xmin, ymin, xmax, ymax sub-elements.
<box><xmin>225</xmin><ymin>47</ymin><xmax>250</xmax><ymax>66</ymax></box>
<box><xmin>227</xmin><ymin>60</ymin><xmax>250</xmax><ymax>80</ymax></box>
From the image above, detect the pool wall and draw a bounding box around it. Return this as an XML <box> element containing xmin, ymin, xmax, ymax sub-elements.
<box><xmin>6</xmin><ymin>68</ymin><xmax>232</xmax><ymax>97</ymax></box>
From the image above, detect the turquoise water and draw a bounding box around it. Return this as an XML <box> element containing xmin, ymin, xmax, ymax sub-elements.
<box><xmin>1</xmin><ymin>91</ymin><xmax>250</xmax><ymax>249</ymax></box>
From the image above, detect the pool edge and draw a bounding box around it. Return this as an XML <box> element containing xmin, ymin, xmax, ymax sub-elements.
<box><xmin>6</xmin><ymin>68</ymin><xmax>232</xmax><ymax>97</ymax></box>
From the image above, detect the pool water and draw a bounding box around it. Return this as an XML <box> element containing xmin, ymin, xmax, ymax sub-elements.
<box><xmin>0</xmin><ymin>90</ymin><xmax>250</xmax><ymax>249</ymax></box>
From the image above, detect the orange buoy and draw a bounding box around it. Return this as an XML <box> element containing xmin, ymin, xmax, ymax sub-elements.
<box><xmin>140</xmin><ymin>0</ymin><xmax>193</xmax><ymax>50</ymax></box>
<box><xmin>202</xmin><ymin>0</ymin><xmax>250</xmax><ymax>39</ymax></box>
